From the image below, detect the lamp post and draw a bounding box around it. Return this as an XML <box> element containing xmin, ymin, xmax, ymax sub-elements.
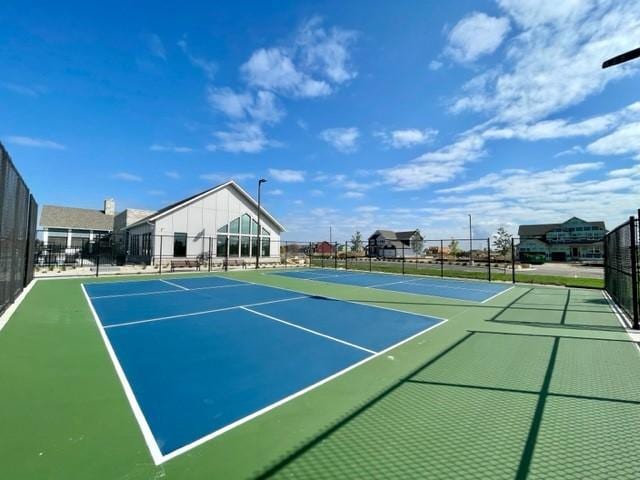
<box><xmin>469</xmin><ymin>214</ymin><xmax>473</xmax><ymax>265</ymax></box>
<box><xmin>256</xmin><ymin>178</ymin><xmax>267</xmax><ymax>269</ymax></box>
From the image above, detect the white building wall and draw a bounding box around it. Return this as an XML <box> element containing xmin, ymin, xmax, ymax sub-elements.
<box><xmin>130</xmin><ymin>184</ymin><xmax>282</xmax><ymax>261</ymax></box>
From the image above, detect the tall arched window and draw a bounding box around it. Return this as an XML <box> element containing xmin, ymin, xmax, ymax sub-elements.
<box><xmin>216</xmin><ymin>214</ymin><xmax>270</xmax><ymax>257</ymax></box>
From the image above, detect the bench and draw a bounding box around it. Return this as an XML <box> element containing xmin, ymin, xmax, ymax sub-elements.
<box><xmin>223</xmin><ymin>258</ymin><xmax>247</xmax><ymax>269</ymax></box>
<box><xmin>170</xmin><ymin>259</ymin><xmax>201</xmax><ymax>272</ymax></box>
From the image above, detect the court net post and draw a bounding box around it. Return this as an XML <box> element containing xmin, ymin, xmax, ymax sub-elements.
<box><xmin>487</xmin><ymin>237</ymin><xmax>491</xmax><ymax>282</ymax></box>
<box><xmin>629</xmin><ymin>215</ymin><xmax>639</xmax><ymax>329</ymax></box>
<box><xmin>511</xmin><ymin>237</ymin><xmax>515</xmax><ymax>284</ymax></box>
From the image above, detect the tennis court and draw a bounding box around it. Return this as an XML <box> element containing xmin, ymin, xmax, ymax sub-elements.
<box><xmin>271</xmin><ymin>268</ymin><xmax>512</xmax><ymax>302</ymax></box>
<box><xmin>82</xmin><ymin>275</ymin><xmax>445</xmax><ymax>463</ymax></box>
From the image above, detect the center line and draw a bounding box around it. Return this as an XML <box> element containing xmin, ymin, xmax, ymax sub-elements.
<box><xmin>240</xmin><ymin>306</ymin><xmax>377</xmax><ymax>354</ymax></box>
<box><xmin>159</xmin><ymin>279</ymin><xmax>189</xmax><ymax>290</ymax></box>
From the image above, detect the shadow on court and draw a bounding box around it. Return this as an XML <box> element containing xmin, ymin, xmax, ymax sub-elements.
<box><xmin>256</xmin><ymin>288</ymin><xmax>640</xmax><ymax>480</ymax></box>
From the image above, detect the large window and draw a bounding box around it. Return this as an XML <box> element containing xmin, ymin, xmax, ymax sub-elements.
<box><xmin>216</xmin><ymin>236</ymin><xmax>228</xmax><ymax>257</ymax></box>
<box><xmin>173</xmin><ymin>233</ymin><xmax>187</xmax><ymax>257</ymax></box>
<box><xmin>216</xmin><ymin>214</ymin><xmax>272</xmax><ymax>257</ymax></box>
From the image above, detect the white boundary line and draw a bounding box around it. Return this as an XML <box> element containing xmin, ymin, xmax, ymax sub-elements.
<box><xmin>0</xmin><ymin>279</ymin><xmax>38</xmax><ymax>333</ymax></box>
<box><xmin>103</xmin><ymin>296</ymin><xmax>309</xmax><ymax>329</ymax></box>
<box><xmin>81</xmin><ymin>284</ymin><xmax>165</xmax><ymax>465</ymax></box>
<box><xmin>602</xmin><ymin>290</ymin><xmax>640</xmax><ymax>353</ymax></box>
<box><xmin>159</xmin><ymin>279</ymin><xmax>189</xmax><ymax>290</ymax></box>
<box><xmin>240</xmin><ymin>306</ymin><xmax>376</xmax><ymax>354</ymax></box>
<box><xmin>480</xmin><ymin>285</ymin><xmax>516</xmax><ymax>304</ymax></box>
<box><xmin>367</xmin><ymin>276</ymin><xmax>501</xmax><ymax>295</ymax></box>
<box><xmin>158</xmin><ymin>315</ymin><xmax>448</xmax><ymax>464</ymax></box>
<box><xmin>81</xmin><ymin>276</ymin><xmax>449</xmax><ymax>465</ymax></box>
<box><xmin>89</xmin><ymin>282</ymin><xmax>253</xmax><ymax>300</ymax></box>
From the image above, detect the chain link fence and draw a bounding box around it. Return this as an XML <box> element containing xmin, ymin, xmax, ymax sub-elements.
<box><xmin>0</xmin><ymin>143</ymin><xmax>38</xmax><ymax>315</ymax></box>
<box><xmin>604</xmin><ymin>212</ymin><xmax>639</xmax><ymax>329</ymax></box>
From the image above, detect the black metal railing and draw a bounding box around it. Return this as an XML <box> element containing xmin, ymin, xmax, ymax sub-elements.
<box><xmin>604</xmin><ymin>212</ymin><xmax>639</xmax><ymax>329</ymax></box>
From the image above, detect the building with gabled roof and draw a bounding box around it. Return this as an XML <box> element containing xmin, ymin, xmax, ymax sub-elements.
<box><xmin>125</xmin><ymin>180</ymin><xmax>284</xmax><ymax>264</ymax></box>
<box><xmin>517</xmin><ymin>216</ymin><xmax>606</xmax><ymax>262</ymax></box>
<box><xmin>367</xmin><ymin>229</ymin><xmax>423</xmax><ymax>258</ymax></box>
<box><xmin>39</xmin><ymin>199</ymin><xmax>116</xmax><ymax>248</ymax></box>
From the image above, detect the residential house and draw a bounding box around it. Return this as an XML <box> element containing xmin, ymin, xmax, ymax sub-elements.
<box><xmin>39</xmin><ymin>199</ymin><xmax>116</xmax><ymax>248</ymax></box>
<box><xmin>518</xmin><ymin>217</ymin><xmax>606</xmax><ymax>262</ymax></box>
<box><xmin>367</xmin><ymin>230</ymin><xmax>423</xmax><ymax>258</ymax></box>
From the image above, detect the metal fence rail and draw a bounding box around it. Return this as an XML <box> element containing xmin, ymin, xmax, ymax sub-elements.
<box><xmin>604</xmin><ymin>212</ymin><xmax>639</xmax><ymax>329</ymax></box>
<box><xmin>0</xmin><ymin>143</ymin><xmax>38</xmax><ymax>315</ymax></box>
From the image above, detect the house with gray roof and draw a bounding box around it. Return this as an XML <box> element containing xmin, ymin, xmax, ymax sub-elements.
<box><xmin>367</xmin><ymin>229</ymin><xmax>423</xmax><ymax>258</ymax></box>
<box><xmin>517</xmin><ymin>216</ymin><xmax>606</xmax><ymax>262</ymax></box>
<box><xmin>39</xmin><ymin>199</ymin><xmax>116</xmax><ymax>248</ymax></box>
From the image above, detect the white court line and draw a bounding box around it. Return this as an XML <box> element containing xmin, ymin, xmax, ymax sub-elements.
<box><xmin>90</xmin><ymin>282</ymin><xmax>252</xmax><ymax>299</ymax></box>
<box><xmin>81</xmin><ymin>284</ymin><xmax>165</xmax><ymax>465</ymax></box>
<box><xmin>103</xmin><ymin>295</ymin><xmax>309</xmax><ymax>329</ymax></box>
<box><xmin>366</xmin><ymin>277</ymin><xmax>502</xmax><ymax>295</ymax></box>
<box><xmin>602</xmin><ymin>290</ymin><xmax>640</xmax><ymax>353</ymax></box>
<box><xmin>480</xmin><ymin>285</ymin><xmax>516</xmax><ymax>304</ymax></box>
<box><xmin>159</xmin><ymin>279</ymin><xmax>189</xmax><ymax>290</ymax></box>
<box><xmin>83</xmin><ymin>276</ymin><xmax>449</xmax><ymax>465</ymax></box>
<box><xmin>240</xmin><ymin>306</ymin><xmax>376</xmax><ymax>354</ymax></box>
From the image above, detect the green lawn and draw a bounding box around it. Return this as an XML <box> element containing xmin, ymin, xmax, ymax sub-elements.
<box><xmin>310</xmin><ymin>258</ymin><xmax>604</xmax><ymax>289</ymax></box>
<box><xmin>0</xmin><ymin>271</ymin><xmax>636</xmax><ymax>479</ymax></box>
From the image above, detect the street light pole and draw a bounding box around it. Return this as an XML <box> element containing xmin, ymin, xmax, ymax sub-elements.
<box><xmin>469</xmin><ymin>214</ymin><xmax>473</xmax><ymax>265</ymax></box>
<box><xmin>256</xmin><ymin>178</ymin><xmax>267</xmax><ymax>269</ymax></box>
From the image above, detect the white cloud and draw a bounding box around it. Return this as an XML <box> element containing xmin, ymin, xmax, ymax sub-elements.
<box><xmin>428</xmin><ymin>60</ymin><xmax>443</xmax><ymax>71</ymax></box>
<box><xmin>145</xmin><ymin>33</ymin><xmax>166</xmax><ymax>60</ymax></box>
<box><xmin>207</xmin><ymin>87</ymin><xmax>284</xmax><ymax>124</ymax></box>
<box><xmin>342</xmin><ymin>191</ymin><xmax>365</xmax><ymax>199</ymax></box>
<box><xmin>147</xmin><ymin>189</ymin><xmax>165</xmax><ymax>196</ymax></box>
<box><xmin>319</xmin><ymin>127</ymin><xmax>359</xmax><ymax>153</ymax></box>
<box><xmin>240</xmin><ymin>17</ymin><xmax>357</xmax><ymax>99</ymax></box>
<box><xmin>376</xmin><ymin>128</ymin><xmax>438</xmax><ymax>149</ymax></box>
<box><xmin>355</xmin><ymin>205</ymin><xmax>380</xmax><ymax>213</ymax></box>
<box><xmin>1</xmin><ymin>83</ymin><xmax>44</xmax><ymax>97</ymax></box>
<box><xmin>445</xmin><ymin>12</ymin><xmax>511</xmax><ymax>63</ymax></box>
<box><xmin>150</xmin><ymin>144</ymin><xmax>193</xmax><ymax>153</ymax></box>
<box><xmin>4</xmin><ymin>135</ymin><xmax>65</xmax><ymax>150</ymax></box>
<box><xmin>165</xmin><ymin>171</ymin><xmax>180</xmax><ymax>179</ymax></box>
<box><xmin>200</xmin><ymin>172</ymin><xmax>255</xmax><ymax>182</ymax></box>
<box><xmin>268</xmin><ymin>188</ymin><xmax>284</xmax><ymax>195</ymax></box>
<box><xmin>177</xmin><ymin>37</ymin><xmax>217</xmax><ymax>80</ymax></box>
<box><xmin>268</xmin><ymin>169</ymin><xmax>305</xmax><ymax>182</ymax></box>
<box><xmin>207</xmin><ymin>123</ymin><xmax>279</xmax><ymax>153</ymax></box>
<box><xmin>113</xmin><ymin>172</ymin><xmax>143</xmax><ymax>182</ymax></box>
<box><xmin>310</xmin><ymin>189</ymin><xmax>324</xmax><ymax>196</ymax></box>
<box><xmin>379</xmin><ymin>134</ymin><xmax>486</xmax><ymax>190</ymax></box>
<box><xmin>241</xmin><ymin>48</ymin><xmax>331</xmax><ymax>98</ymax></box>
<box><xmin>587</xmin><ymin>122</ymin><xmax>640</xmax><ymax>159</ymax></box>
<box><xmin>451</xmin><ymin>1</ymin><xmax>640</xmax><ymax>122</ymax></box>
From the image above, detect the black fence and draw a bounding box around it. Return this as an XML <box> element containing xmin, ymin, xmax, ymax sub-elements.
<box><xmin>0</xmin><ymin>143</ymin><xmax>38</xmax><ymax>316</ymax></box>
<box><xmin>604</xmin><ymin>212</ymin><xmax>639</xmax><ymax>329</ymax></box>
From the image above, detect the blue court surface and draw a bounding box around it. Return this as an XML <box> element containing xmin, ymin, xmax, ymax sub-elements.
<box><xmin>271</xmin><ymin>268</ymin><xmax>512</xmax><ymax>303</ymax></box>
<box><xmin>82</xmin><ymin>275</ymin><xmax>444</xmax><ymax>462</ymax></box>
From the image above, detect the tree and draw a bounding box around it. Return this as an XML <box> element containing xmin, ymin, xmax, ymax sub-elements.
<box><xmin>411</xmin><ymin>229</ymin><xmax>424</xmax><ymax>256</ymax></box>
<box><xmin>350</xmin><ymin>231</ymin><xmax>364</xmax><ymax>253</ymax></box>
<box><xmin>493</xmin><ymin>227</ymin><xmax>512</xmax><ymax>257</ymax></box>
<box><xmin>448</xmin><ymin>238</ymin><xmax>459</xmax><ymax>257</ymax></box>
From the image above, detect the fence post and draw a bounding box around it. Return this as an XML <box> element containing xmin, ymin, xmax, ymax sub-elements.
<box><xmin>629</xmin><ymin>216</ymin><xmax>639</xmax><ymax>329</ymax></box>
<box><xmin>159</xmin><ymin>235</ymin><xmax>163</xmax><ymax>275</ymax></box>
<box><xmin>334</xmin><ymin>243</ymin><xmax>338</xmax><ymax>269</ymax></box>
<box><xmin>284</xmin><ymin>241</ymin><xmax>287</xmax><ymax>268</ymax></box>
<box><xmin>344</xmin><ymin>242</ymin><xmax>348</xmax><ymax>270</ymax></box>
<box><xmin>95</xmin><ymin>244</ymin><xmax>100</xmax><ymax>277</ymax></box>
<box><xmin>208</xmin><ymin>237</ymin><xmax>212</xmax><ymax>272</ymax></box>
<box><xmin>225</xmin><ymin>237</ymin><xmax>229</xmax><ymax>272</ymax></box>
<box><xmin>511</xmin><ymin>237</ymin><xmax>515</xmax><ymax>284</ymax></box>
<box><xmin>369</xmin><ymin>252</ymin><xmax>372</xmax><ymax>272</ymax></box>
<box><xmin>402</xmin><ymin>250</ymin><xmax>405</xmax><ymax>275</ymax></box>
<box><xmin>487</xmin><ymin>237</ymin><xmax>492</xmax><ymax>282</ymax></box>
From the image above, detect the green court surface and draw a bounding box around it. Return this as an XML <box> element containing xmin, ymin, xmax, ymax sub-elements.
<box><xmin>1</xmin><ymin>270</ymin><xmax>638</xmax><ymax>479</ymax></box>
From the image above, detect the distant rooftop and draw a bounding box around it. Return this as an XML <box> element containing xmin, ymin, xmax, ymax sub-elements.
<box><xmin>40</xmin><ymin>205</ymin><xmax>114</xmax><ymax>231</ymax></box>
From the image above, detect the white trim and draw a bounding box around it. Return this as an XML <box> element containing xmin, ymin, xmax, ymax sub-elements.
<box><xmin>602</xmin><ymin>290</ymin><xmax>640</xmax><ymax>353</ymax></box>
<box><xmin>159</xmin><ymin>279</ymin><xmax>189</xmax><ymax>290</ymax></box>
<box><xmin>240</xmin><ymin>306</ymin><xmax>376</xmax><ymax>354</ymax></box>
<box><xmin>103</xmin><ymin>295</ymin><xmax>309</xmax><ymax>329</ymax></box>
<box><xmin>157</xmin><ymin>313</ymin><xmax>447</xmax><ymax>464</ymax></box>
<box><xmin>90</xmin><ymin>282</ymin><xmax>252</xmax><ymax>299</ymax></box>
<box><xmin>0</xmin><ymin>279</ymin><xmax>38</xmax><ymax>332</ymax></box>
<box><xmin>480</xmin><ymin>285</ymin><xmax>516</xmax><ymax>304</ymax></box>
<box><xmin>81</xmin><ymin>284</ymin><xmax>165</xmax><ymax>465</ymax></box>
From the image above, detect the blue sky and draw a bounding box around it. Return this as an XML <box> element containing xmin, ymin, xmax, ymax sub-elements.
<box><xmin>2</xmin><ymin>0</ymin><xmax>640</xmax><ymax>241</ymax></box>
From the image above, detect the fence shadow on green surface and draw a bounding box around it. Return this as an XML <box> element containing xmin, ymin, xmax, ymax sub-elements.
<box><xmin>256</xmin><ymin>290</ymin><xmax>639</xmax><ymax>479</ymax></box>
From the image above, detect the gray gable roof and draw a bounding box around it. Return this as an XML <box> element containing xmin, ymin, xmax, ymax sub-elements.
<box><xmin>40</xmin><ymin>205</ymin><xmax>114</xmax><ymax>231</ymax></box>
<box><xmin>519</xmin><ymin>219</ymin><xmax>606</xmax><ymax>237</ymax></box>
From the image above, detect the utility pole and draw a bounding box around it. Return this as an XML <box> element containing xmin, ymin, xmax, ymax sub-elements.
<box><xmin>469</xmin><ymin>214</ymin><xmax>473</xmax><ymax>265</ymax></box>
<box><xmin>256</xmin><ymin>178</ymin><xmax>267</xmax><ymax>269</ymax></box>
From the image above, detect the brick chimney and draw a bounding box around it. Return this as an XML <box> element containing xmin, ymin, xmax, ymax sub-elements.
<box><xmin>104</xmin><ymin>198</ymin><xmax>115</xmax><ymax>216</ymax></box>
